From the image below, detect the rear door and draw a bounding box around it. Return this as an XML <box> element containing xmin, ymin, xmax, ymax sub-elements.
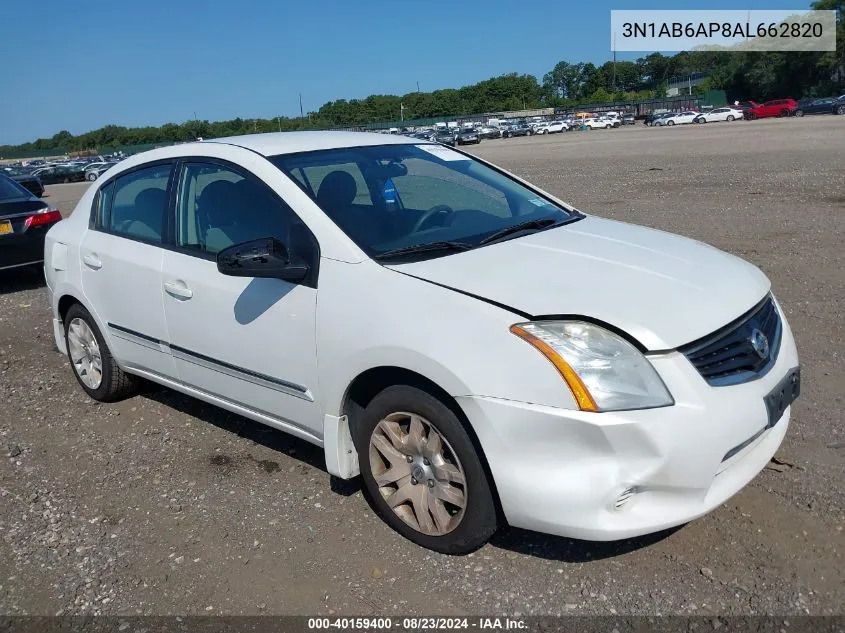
<box><xmin>80</xmin><ymin>162</ymin><xmax>176</xmax><ymax>378</ymax></box>
<box><xmin>160</xmin><ymin>159</ymin><xmax>323</xmax><ymax>436</ymax></box>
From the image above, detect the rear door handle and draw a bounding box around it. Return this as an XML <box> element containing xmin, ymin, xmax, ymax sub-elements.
<box><xmin>164</xmin><ymin>280</ymin><xmax>193</xmax><ymax>300</ymax></box>
<box><xmin>82</xmin><ymin>254</ymin><xmax>102</xmax><ymax>270</ymax></box>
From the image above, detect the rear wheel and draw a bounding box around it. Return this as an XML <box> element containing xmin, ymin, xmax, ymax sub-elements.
<box><xmin>354</xmin><ymin>385</ymin><xmax>497</xmax><ymax>554</ymax></box>
<box><xmin>64</xmin><ymin>304</ymin><xmax>140</xmax><ymax>402</ymax></box>
<box><xmin>726</xmin><ymin>115</ymin><xmax>735</xmax><ymax>121</ymax></box>
<box><xmin>667</xmin><ymin>120</ymin><xmax>675</xmax><ymax>126</ymax></box>
<box><xmin>87</xmin><ymin>172</ymin><xmax>97</xmax><ymax>181</ymax></box>
<box><xmin>780</xmin><ymin>109</ymin><xmax>790</xmax><ymax>117</ymax></box>
<box><xmin>794</xmin><ymin>110</ymin><xmax>804</xmax><ymax>118</ymax></box>
<box><xmin>836</xmin><ymin>105</ymin><xmax>845</xmax><ymax>115</ymax></box>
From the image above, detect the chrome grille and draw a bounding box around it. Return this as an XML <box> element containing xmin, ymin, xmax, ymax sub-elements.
<box><xmin>679</xmin><ymin>295</ymin><xmax>782</xmax><ymax>386</ymax></box>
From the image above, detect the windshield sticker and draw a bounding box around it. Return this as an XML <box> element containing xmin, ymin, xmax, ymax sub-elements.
<box><xmin>416</xmin><ymin>144</ymin><xmax>471</xmax><ymax>161</ymax></box>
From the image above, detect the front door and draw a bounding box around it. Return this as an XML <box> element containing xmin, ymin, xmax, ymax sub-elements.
<box><xmin>161</xmin><ymin>159</ymin><xmax>323</xmax><ymax>436</ymax></box>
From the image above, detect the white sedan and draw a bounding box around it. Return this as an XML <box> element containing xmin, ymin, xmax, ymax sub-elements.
<box><xmin>45</xmin><ymin>131</ymin><xmax>799</xmax><ymax>553</ymax></box>
<box><xmin>661</xmin><ymin>111</ymin><xmax>700</xmax><ymax>126</ymax></box>
<box><xmin>694</xmin><ymin>107</ymin><xmax>744</xmax><ymax>123</ymax></box>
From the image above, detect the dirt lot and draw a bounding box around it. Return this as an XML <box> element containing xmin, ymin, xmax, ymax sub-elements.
<box><xmin>1</xmin><ymin>117</ymin><xmax>843</xmax><ymax>616</ymax></box>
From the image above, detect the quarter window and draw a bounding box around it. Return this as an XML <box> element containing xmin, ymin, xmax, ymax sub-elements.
<box><xmin>175</xmin><ymin>162</ymin><xmax>313</xmax><ymax>259</ymax></box>
<box><xmin>108</xmin><ymin>164</ymin><xmax>171</xmax><ymax>243</ymax></box>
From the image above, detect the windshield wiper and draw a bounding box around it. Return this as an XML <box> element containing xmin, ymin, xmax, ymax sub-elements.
<box><xmin>479</xmin><ymin>218</ymin><xmax>564</xmax><ymax>246</ymax></box>
<box><xmin>374</xmin><ymin>241</ymin><xmax>473</xmax><ymax>261</ymax></box>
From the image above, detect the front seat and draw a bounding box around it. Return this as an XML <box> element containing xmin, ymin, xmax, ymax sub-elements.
<box><xmin>315</xmin><ymin>170</ymin><xmax>382</xmax><ymax>243</ymax></box>
<box><xmin>198</xmin><ymin>180</ymin><xmax>242</xmax><ymax>252</ymax></box>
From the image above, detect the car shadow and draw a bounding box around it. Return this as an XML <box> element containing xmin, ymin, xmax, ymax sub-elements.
<box><xmin>140</xmin><ymin>383</ymin><xmax>361</xmax><ymax>497</ymax></box>
<box><xmin>489</xmin><ymin>524</ymin><xmax>683</xmax><ymax>562</ymax></box>
<box><xmin>133</xmin><ymin>384</ymin><xmax>682</xmax><ymax>560</ymax></box>
<box><xmin>0</xmin><ymin>267</ymin><xmax>45</xmax><ymax>293</ymax></box>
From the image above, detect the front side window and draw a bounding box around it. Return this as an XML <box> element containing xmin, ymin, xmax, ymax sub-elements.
<box><xmin>175</xmin><ymin>162</ymin><xmax>313</xmax><ymax>259</ymax></box>
<box><xmin>271</xmin><ymin>144</ymin><xmax>581</xmax><ymax>260</ymax></box>
<box><xmin>108</xmin><ymin>164</ymin><xmax>171</xmax><ymax>243</ymax></box>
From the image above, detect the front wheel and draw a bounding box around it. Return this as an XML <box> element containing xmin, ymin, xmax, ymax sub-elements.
<box><xmin>794</xmin><ymin>110</ymin><xmax>804</xmax><ymax>118</ymax></box>
<box><xmin>836</xmin><ymin>105</ymin><xmax>845</xmax><ymax>115</ymax></box>
<box><xmin>667</xmin><ymin>120</ymin><xmax>675</xmax><ymax>126</ymax></box>
<box><xmin>87</xmin><ymin>172</ymin><xmax>97</xmax><ymax>181</ymax></box>
<box><xmin>354</xmin><ymin>385</ymin><xmax>498</xmax><ymax>554</ymax></box>
<box><xmin>64</xmin><ymin>304</ymin><xmax>140</xmax><ymax>402</ymax></box>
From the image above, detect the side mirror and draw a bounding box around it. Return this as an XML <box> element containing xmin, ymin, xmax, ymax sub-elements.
<box><xmin>217</xmin><ymin>237</ymin><xmax>309</xmax><ymax>283</ymax></box>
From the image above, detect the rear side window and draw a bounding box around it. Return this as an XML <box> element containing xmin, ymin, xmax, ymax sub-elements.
<box><xmin>106</xmin><ymin>164</ymin><xmax>171</xmax><ymax>243</ymax></box>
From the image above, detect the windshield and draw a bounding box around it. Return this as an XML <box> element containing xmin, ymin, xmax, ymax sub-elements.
<box><xmin>270</xmin><ymin>143</ymin><xmax>581</xmax><ymax>260</ymax></box>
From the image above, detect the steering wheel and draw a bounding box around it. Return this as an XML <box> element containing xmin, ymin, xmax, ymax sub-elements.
<box><xmin>411</xmin><ymin>204</ymin><xmax>454</xmax><ymax>233</ymax></box>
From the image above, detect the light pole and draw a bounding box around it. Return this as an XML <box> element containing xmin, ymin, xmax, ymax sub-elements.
<box><xmin>277</xmin><ymin>116</ymin><xmax>282</xmax><ymax>132</ymax></box>
<box><xmin>400</xmin><ymin>102</ymin><xmax>405</xmax><ymax>122</ymax></box>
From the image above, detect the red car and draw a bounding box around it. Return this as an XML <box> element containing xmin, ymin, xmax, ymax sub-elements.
<box><xmin>745</xmin><ymin>98</ymin><xmax>798</xmax><ymax>120</ymax></box>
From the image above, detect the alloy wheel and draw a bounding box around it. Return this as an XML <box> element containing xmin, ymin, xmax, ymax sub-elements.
<box><xmin>368</xmin><ymin>411</ymin><xmax>467</xmax><ymax>536</ymax></box>
<box><xmin>67</xmin><ymin>317</ymin><xmax>103</xmax><ymax>389</ymax></box>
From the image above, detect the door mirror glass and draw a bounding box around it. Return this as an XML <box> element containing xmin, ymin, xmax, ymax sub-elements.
<box><xmin>217</xmin><ymin>237</ymin><xmax>309</xmax><ymax>282</ymax></box>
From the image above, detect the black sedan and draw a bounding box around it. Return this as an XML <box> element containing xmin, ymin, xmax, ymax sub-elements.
<box><xmin>502</xmin><ymin>123</ymin><xmax>532</xmax><ymax>138</ymax></box>
<box><xmin>0</xmin><ymin>174</ymin><xmax>62</xmax><ymax>272</ymax></box>
<box><xmin>456</xmin><ymin>129</ymin><xmax>480</xmax><ymax>145</ymax></box>
<box><xmin>31</xmin><ymin>165</ymin><xmax>86</xmax><ymax>185</ymax></box>
<box><xmin>3</xmin><ymin>168</ymin><xmax>44</xmax><ymax>198</ymax></box>
<box><xmin>793</xmin><ymin>97</ymin><xmax>845</xmax><ymax>117</ymax></box>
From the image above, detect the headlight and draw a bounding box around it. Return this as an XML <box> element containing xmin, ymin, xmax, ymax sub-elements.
<box><xmin>510</xmin><ymin>321</ymin><xmax>673</xmax><ymax>412</ymax></box>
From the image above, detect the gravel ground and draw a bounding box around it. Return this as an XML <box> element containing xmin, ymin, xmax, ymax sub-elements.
<box><xmin>1</xmin><ymin>117</ymin><xmax>843</xmax><ymax>616</ymax></box>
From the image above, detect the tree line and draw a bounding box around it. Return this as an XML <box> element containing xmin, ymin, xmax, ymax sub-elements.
<box><xmin>2</xmin><ymin>0</ymin><xmax>841</xmax><ymax>157</ymax></box>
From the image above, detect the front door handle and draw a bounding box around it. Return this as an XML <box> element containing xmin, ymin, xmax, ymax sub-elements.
<box><xmin>82</xmin><ymin>254</ymin><xmax>102</xmax><ymax>270</ymax></box>
<box><xmin>164</xmin><ymin>280</ymin><xmax>193</xmax><ymax>300</ymax></box>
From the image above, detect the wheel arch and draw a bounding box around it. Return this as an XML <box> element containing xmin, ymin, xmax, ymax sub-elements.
<box><xmin>328</xmin><ymin>364</ymin><xmax>505</xmax><ymax>521</ymax></box>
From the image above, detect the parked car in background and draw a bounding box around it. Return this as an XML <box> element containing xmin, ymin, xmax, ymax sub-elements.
<box><xmin>745</xmin><ymin>99</ymin><xmax>798</xmax><ymax>120</ymax></box>
<box><xmin>0</xmin><ymin>174</ymin><xmax>62</xmax><ymax>272</ymax></box>
<box><xmin>502</xmin><ymin>123</ymin><xmax>532</xmax><ymax>137</ymax></box>
<box><xmin>644</xmin><ymin>113</ymin><xmax>670</xmax><ymax>126</ymax></box>
<box><xmin>44</xmin><ymin>131</ymin><xmax>800</xmax><ymax>554</ymax></box>
<box><xmin>456</xmin><ymin>129</ymin><xmax>480</xmax><ymax>145</ymax></box>
<box><xmin>694</xmin><ymin>107</ymin><xmax>744</xmax><ymax>123</ymax></box>
<box><xmin>661</xmin><ymin>111</ymin><xmax>699</xmax><ymax>126</ymax></box>
<box><xmin>31</xmin><ymin>165</ymin><xmax>87</xmax><ymax>185</ymax></box>
<box><xmin>85</xmin><ymin>162</ymin><xmax>116</xmax><ymax>181</ymax></box>
<box><xmin>4</xmin><ymin>168</ymin><xmax>45</xmax><ymax>198</ymax></box>
<box><xmin>621</xmin><ymin>114</ymin><xmax>636</xmax><ymax>125</ymax></box>
<box><xmin>584</xmin><ymin>118</ymin><xmax>613</xmax><ymax>130</ymax></box>
<box><xmin>477</xmin><ymin>127</ymin><xmax>501</xmax><ymax>139</ymax></box>
<box><xmin>434</xmin><ymin>131</ymin><xmax>456</xmax><ymax>146</ymax></box>
<box><xmin>793</xmin><ymin>97</ymin><xmax>845</xmax><ymax>117</ymax></box>
<box><xmin>534</xmin><ymin>121</ymin><xmax>567</xmax><ymax>134</ymax></box>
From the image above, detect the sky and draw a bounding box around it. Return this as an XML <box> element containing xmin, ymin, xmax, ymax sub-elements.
<box><xmin>0</xmin><ymin>0</ymin><xmax>811</xmax><ymax>145</ymax></box>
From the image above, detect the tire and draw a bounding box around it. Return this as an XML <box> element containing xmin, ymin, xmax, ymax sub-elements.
<box><xmin>63</xmin><ymin>177</ymin><xmax>70</xmax><ymax>184</ymax></box>
<box><xmin>780</xmin><ymin>109</ymin><xmax>789</xmax><ymax>117</ymax></box>
<box><xmin>87</xmin><ymin>172</ymin><xmax>97</xmax><ymax>181</ymax></box>
<box><xmin>836</xmin><ymin>105</ymin><xmax>845</xmax><ymax>115</ymax></box>
<box><xmin>726</xmin><ymin>115</ymin><xmax>735</xmax><ymax>121</ymax></box>
<box><xmin>794</xmin><ymin>110</ymin><xmax>804</xmax><ymax>118</ymax></box>
<box><xmin>64</xmin><ymin>303</ymin><xmax>140</xmax><ymax>402</ymax></box>
<box><xmin>667</xmin><ymin>120</ymin><xmax>675</xmax><ymax>126</ymax></box>
<box><xmin>353</xmin><ymin>385</ymin><xmax>498</xmax><ymax>554</ymax></box>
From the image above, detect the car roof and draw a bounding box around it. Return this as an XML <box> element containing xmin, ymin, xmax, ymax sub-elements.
<box><xmin>209</xmin><ymin>131</ymin><xmax>418</xmax><ymax>156</ymax></box>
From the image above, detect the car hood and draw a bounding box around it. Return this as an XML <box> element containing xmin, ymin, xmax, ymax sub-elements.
<box><xmin>388</xmin><ymin>216</ymin><xmax>770</xmax><ymax>350</ymax></box>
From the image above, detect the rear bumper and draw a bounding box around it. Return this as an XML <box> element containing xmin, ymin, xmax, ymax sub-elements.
<box><xmin>458</xmin><ymin>310</ymin><xmax>799</xmax><ymax>541</ymax></box>
<box><xmin>0</xmin><ymin>228</ymin><xmax>50</xmax><ymax>270</ymax></box>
